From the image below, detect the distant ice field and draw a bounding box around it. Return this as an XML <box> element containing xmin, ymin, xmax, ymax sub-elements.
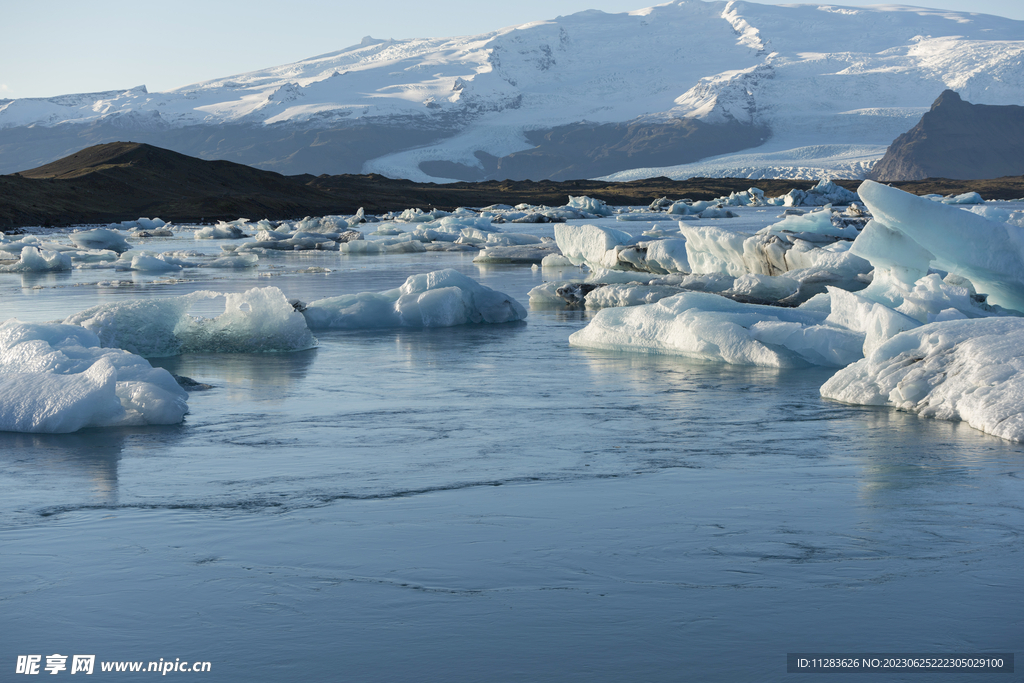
<box><xmin>2</xmin><ymin>207</ymin><xmax>1023</xmax><ymax>681</ymax></box>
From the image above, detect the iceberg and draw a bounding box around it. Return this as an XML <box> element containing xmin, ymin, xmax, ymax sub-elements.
<box><xmin>0</xmin><ymin>246</ymin><xmax>73</xmax><ymax>272</ymax></box>
<box><xmin>568</xmin><ymin>291</ymin><xmax>862</xmax><ymax>368</ymax></box>
<box><xmin>302</xmin><ymin>269</ymin><xmax>527</xmax><ymax>329</ymax></box>
<box><xmin>554</xmin><ymin>224</ymin><xmax>635</xmax><ymax>270</ymax></box>
<box><xmin>196</xmin><ymin>222</ymin><xmax>248</xmax><ymax>239</ymax></box>
<box><xmin>70</xmin><ymin>228</ymin><xmax>132</xmax><ymax>253</ymax></box>
<box><xmin>0</xmin><ymin>320</ymin><xmax>188</xmax><ymax>433</ymax></box>
<box><xmin>856</xmin><ymin>180</ymin><xmax>1024</xmax><ymax>312</ymax></box>
<box><xmin>64</xmin><ymin>287</ymin><xmax>316</xmax><ymax>357</ymax></box>
<box><xmin>566</xmin><ymin>196</ymin><xmax>614</xmax><ymax>217</ymax></box>
<box><xmin>783</xmin><ymin>179</ymin><xmax>859</xmax><ymax>207</ymax></box>
<box><xmin>821</xmin><ymin>318</ymin><xmax>1024</xmax><ymax>442</ymax></box>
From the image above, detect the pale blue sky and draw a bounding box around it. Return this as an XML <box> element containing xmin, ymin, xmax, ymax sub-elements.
<box><xmin>2</xmin><ymin>0</ymin><xmax>1021</xmax><ymax>99</ymax></box>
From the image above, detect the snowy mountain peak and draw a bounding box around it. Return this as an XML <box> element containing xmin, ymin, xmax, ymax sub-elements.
<box><xmin>1</xmin><ymin>0</ymin><xmax>1023</xmax><ymax>181</ymax></box>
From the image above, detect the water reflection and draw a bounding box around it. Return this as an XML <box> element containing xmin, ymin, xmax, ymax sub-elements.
<box><xmin>0</xmin><ymin>430</ymin><xmax>127</xmax><ymax>502</ymax></box>
<box><xmin>152</xmin><ymin>348</ymin><xmax>318</xmax><ymax>405</ymax></box>
<box><xmin>18</xmin><ymin>270</ymin><xmax>74</xmax><ymax>289</ymax></box>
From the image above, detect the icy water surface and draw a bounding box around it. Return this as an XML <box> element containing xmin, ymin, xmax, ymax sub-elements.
<box><xmin>2</xmin><ymin>220</ymin><xmax>1022</xmax><ymax>681</ymax></box>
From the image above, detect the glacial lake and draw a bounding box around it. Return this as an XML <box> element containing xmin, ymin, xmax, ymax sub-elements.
<box><xmin>2</xmin><ymin>211</ymin><xmax>1022</xmax><ymax>681</ymax></box>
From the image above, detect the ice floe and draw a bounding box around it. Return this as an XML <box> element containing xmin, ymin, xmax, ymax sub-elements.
<box><xmin>70</xmin><ymin>228</ymin><xmax>132</xmax><ymax>253</ymax></box>
<box><xmin>0</xmin><ymin>320</ymin><xmax>188</xmax><ymax>433</ymax></box>
<box><xmin>301</xmin><ymin>269</ymin><xmax>526</xmax><ymax>329</ymax></box>
<box><xmin>568</xmin><ymin>291</ymin><xmax>863</xmax><ymax>368</ymax></box>
<box><xmin>64</xmin><ymin>287</ymin><xmax>317</xmax><ymax>357</ymax></box>
<box><xmin>821</xmin><ymin>318</ymin><xmax>1024</xmax><ymax>442</ymax></box>
<box><xmin>0</xmin><ymin>247</ymin><xmax>73</xmax><ymax>272</ymax></box>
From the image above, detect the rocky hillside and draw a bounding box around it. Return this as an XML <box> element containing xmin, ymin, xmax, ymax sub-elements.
<box><xmin>870</xmin><ymin>91</ymin><xmax>1024</xmax><ymax>181</ymax></box>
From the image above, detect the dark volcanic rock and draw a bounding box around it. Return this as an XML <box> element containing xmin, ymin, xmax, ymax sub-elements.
<box><xmin>870</xmin><ymin>90</ymin><xmax>1024</xmax><ymax>181</ymax></box>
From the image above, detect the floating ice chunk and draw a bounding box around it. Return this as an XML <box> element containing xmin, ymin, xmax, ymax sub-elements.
<box><xmin>302</xmin><ymin>269</ymin><xmax>526</xmax><ymax>329</ymax></box>
<box><xmin>371</xmin><ymin>224</ymin><xmax>405</xmax><ymax>236</ymax></box>
<box><xmin>857</xmin><ymin>181</ymin><xmax>1024</xmax><ymax>312</ymax></box>
<box><xmin>680</xmin><ymin>225</ymin><xmax>748</xmax><ymax>276</ymax></box>
<box><xmin>0</xmin><ymin>246</ymin><xmax>72</xmax><ymax>272</ymax></box>
<box><xmin>196</xmin><ymin>223</ymin><xmax>248</xmax><ymax>239</ymax></box>
<box><xmin>941</xmin><ymin>192</ymin><xmax>984</xmax><ymax>205</ymax></box>
<box><xmin>764</xmin><ymin>207</ymin><xmax>859</xmax><ymax>240</ymax></box>
<box><xmin>0</xmin><ymin>320</ymin><xmax>188</xmax><ymax>433</ymax></box>
<box><xmin>473</xmin><ymin>244</ymin><xmax>559</xmax><ymax>264</ymax></box>
<box><xmin>566</xmin><ymin>196</ymin><xmax>613</xmax><ymax>216</ymax></box>
<box><xmin>70</xmin><ymin>228</ymin><xmax>132</xmax><ymax>253</ymax></box>
<box><xmin>644</xmin><ymin>239</ymin><xmax>690</xmax><ymax>274</ymax></box>
<box><xmin>569</xmin><ymin>292</ymin><xmax>863</xmax><ymax>368</ymax></box>
<box><xmin>667</xmin><ymin>199</ymin><xmax>714</xmax><ymax>215</ymax></box>
<box><xmin>393</xmin><ymin>207</ymin><xmax>450</xmax><ymax>223</ymax></box>
<box><xmin>435</xmin><ymin>215</ymin><xmax>501</xmax><ymax>233</ymax></box>
<box><xmin>485</xmin><ymin>232</ymin><xmax>542</xmax><ymax>246</ymax></box>
<box><xmin>783</xmin><ymin>179</ymin><xmax>859</xmax><ymax>207</ymax></box>
<box><xmin>540</xmin><ymin>253</ymin><xmax>577</xmax><ymax>268</ymax></box>
<box><xmin>554</xmin><ymin>224</ymin><xmax>633</xmax><ymax>270</ymax></box>
<box><xmin>205</xmin><ymin>253</ymin><xmax>259</xmax><ymax>269</ymax></box>
<box><xmin>821</xmin><ymin>317</ymin><xmax>1024</xmax><ymax>442</ymax></box>
<box><xmin>118</xmin><ymin>217</ymin><xmax>167</xmax><ymax>231</ymax></box>
<box><xmin>681</xmin><ymin>223</ymin><xmax>869</xmax><ymax>284</ymax></box>
<box><xmin>825</xmin><ymin>286</ymin><xmax>921</xmax><ymax>355</ymax></box>
<box><xmin>584</xmin><ymin>284</ymin><xmax>685</xmax><ymax>308</ymax></box>
<box><xmin>728</xmin><ymin>273</ymin><xmax>799</xmax><ymax>302</ymax></box>
<box><xmin>63</xmin><ymin>287</ymin><xmax>316</xmax><ymax>357</ymax></box>
<box><xmin>616</xmin><ymin>212</ymin><xmax>671</xmax><ymax>222</ymax></box>
<box><xmin>130</xmin><ymin>253</ymin><xmax>184</xmax><ymax>271</ymax></box>
<box><xmin>966</xmin><ymin>205</ymin><xmax>1024</xmax><ymax>228</ymax></box>
<box><xmin>698</xmin><ymin>206</ymin><xmax>738</xmax><ymax>219</ymax></box>
<box><xmin>528</xmin><ymin>281</ymin><xmax>577</xmax><ymax>306</ymax></box>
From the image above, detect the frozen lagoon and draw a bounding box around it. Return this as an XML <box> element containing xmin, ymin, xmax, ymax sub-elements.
<box><xmin>2</xmin><ymin>208</ymin><xmax>1022</xmax><ymax>681</ymax></box>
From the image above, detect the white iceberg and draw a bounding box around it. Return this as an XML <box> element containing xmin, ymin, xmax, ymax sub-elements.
<box><xmin>196</xmin><ymin>222</ymin><xmax>248</xmax><ymax>239</ymax></box>
<box><xmin>70</xmin><ymin>228</ymin><xmax>132</xmax><ymax>253</ymax></box>
<box><xmin>64</xmin><ymin>287</ymin><xmax>316</xmax><ymax>357</ymax></box>
<box><xmin>856</xmin><ymin>181</ymin><xmax>1024</xmax><ymax>313</ymax></box>
<box><xmin>821</xmin><ymin>317</ymin><xmax>1024</xmax><ymax>442</ymax></box>
<box><xmin>783</xmin><ymin>179</ymin><xmax>859</xmax><ymax>207</ymax></box>
<box><xmin>568</xmin><ymin>291</ymin><xmax>863</xmax><ymax>368</ymax></box>
<box><xmin>302</xmin><ymin>269</ymin><xmax>527</xmax><ymax>329</ymax></box>
<box><xmin>0</xmin><ymin>247</ymin><xmax>72</xmax><ymax>272</ymax></box>
<box><xmin>0</xmin><ymin>320</ymin><xmax>188</xmax><ymax>433</ymax></box>
<box><xmin>554</xmin><ymin>224</ymin><xmax>635</xmax><ymax>271</ymax></box>
<box><xmin>566</xmin><ymin>196</ymin><xmax>614</xmax><ymax>217</ymax></box>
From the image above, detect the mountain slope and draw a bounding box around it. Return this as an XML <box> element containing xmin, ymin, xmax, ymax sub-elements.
<box><xmin>869</xmin><ymin>90</ymin><xmax>1024</xmax><ymax>181</ymax></box>
<box><xmin>2</xmin><ymin>1</ymin><xmax>1024</xmax><ymax>181</ymax></box>
<box><xmin>4</xmin><ymin>141</ymin><xmax>1023</xmax><ymax>230</ymax></box>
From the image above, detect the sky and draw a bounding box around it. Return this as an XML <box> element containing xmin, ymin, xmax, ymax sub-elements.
<box><xmin>2</xmin><ymin>0</ymin><xmax>1022</xmax><ymax>99</ymax></box>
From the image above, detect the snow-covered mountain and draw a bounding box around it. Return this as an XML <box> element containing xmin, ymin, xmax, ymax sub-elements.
<box><xmin>2</xmin><ymin>0</ymin><xmax>1024</xmax><ymax>181</ymax></box>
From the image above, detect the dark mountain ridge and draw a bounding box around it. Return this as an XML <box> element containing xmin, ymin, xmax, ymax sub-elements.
<box><xmin>870</xmin><ymin>91</ymin><xmax>1024</xmax><ymax>181</ymax></box>
<box><xmin>2</xmin><ymin>142</ymin><xmax>1021</xmax><ymax>230</ymax></box>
